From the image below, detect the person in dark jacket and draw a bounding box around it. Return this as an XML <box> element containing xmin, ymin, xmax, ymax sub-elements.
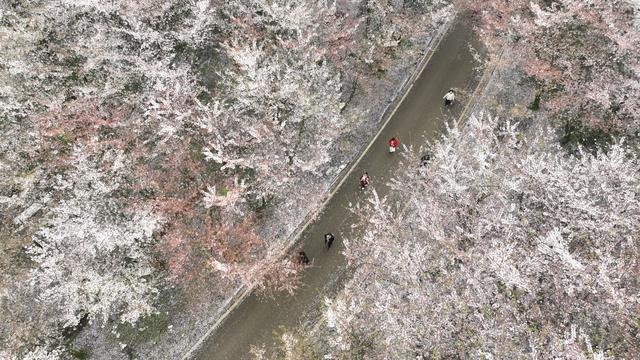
<box><xmin>324</xmin><ymin>232</ymin><xmax>336</xmax><ymax>249</ymax></box>
<box><xmin>298</xmin><ymin>251</ymin><xmax>310</xmax><ymax>265</ymax></box>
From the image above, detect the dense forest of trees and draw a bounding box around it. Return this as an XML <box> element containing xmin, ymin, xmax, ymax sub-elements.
<box><xmin>2</xmin><ymin>0</ymin><xmax>638</xmax><ymax>358</ymax></box>
<box><xmin>0</xmin><ymin>0</ymin><xmax>451</xmax><ymax>358</ymax></box>
<box><xmin>324</xmin><ymin>113</ymin><xmax>640</xmax><ymax>358</ymax></box>
<box><xmin>463</xmin><ymin>0</ymin><xmax>640</xmax><ymax>133</ymax></box>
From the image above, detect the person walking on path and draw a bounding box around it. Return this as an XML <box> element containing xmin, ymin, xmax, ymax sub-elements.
<box><xmin>324</xmin><ymin>233</ymin><xmax>336</xmax><ymax>249</ymax></box>
<box><xmin>443</xmin><ymin>89</ymin><xmax>455</xmax><ymax>106</ymax></box>
<box><xmin>298</xmin><ymin>251</ymin><xmax>310</xmax><ymax>265</ymax></box>
<box><xmin>359</xmin><ymin>172</ymin><xmax>370</xmax><ymax>189</ymax></box>
<box><xmin>388</xmin><ymin>137</ymin><xmax>399</xmax><ymax>153</ymax></box>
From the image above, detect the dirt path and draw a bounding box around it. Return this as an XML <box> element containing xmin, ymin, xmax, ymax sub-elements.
<box><xmin>190</xmin><ymin>17</ymin><xmax>483</xmax><ymax>360</ymax></box>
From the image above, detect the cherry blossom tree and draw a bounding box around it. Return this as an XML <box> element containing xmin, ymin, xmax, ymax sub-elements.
<box><xmin>323</xmin><ymin>113</ymin><xmax>640</xmax><ymax>358</ymax></box>
<box><xmin>461</xmin><ymin>0</ymin><xmax>640</xmax><ymax>133</ymax></box>
<box><xmin>0</xmin><ymin>1</ymin><xmax>223</xmax><ymax>357</ymax></box>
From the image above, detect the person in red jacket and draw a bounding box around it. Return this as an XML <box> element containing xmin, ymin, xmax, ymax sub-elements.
<box><xmin>388</xmin><ymin>137</ymin><xmax>399</xmax><ymax>153</ymax></box>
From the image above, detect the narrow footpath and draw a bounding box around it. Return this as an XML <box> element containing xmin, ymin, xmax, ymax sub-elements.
<box><xmin>191</xmin><ymin>17</ymin><xmax>482</xmax><ymax>360</ymax></box>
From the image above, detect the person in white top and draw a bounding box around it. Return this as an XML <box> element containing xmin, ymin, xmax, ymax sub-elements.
<box><xmin>443</xmin><ymin>89</ymin><xmax>455</xmax><ymax>106</ymax></box>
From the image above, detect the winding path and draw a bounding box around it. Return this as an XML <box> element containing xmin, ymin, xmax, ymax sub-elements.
<box><xmin>190</xmin><ymin>17</ymin><xmax>483</xmax><ymax>360</ymax></box>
